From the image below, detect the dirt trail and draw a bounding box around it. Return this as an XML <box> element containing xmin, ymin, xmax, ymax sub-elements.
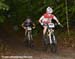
<box><xmin>0</xmin><ymin>36</ymin><xmax>75</xmax><ymax>59</ymax></box>
<box><xmin>0</xmin><ymin>29</ymin><xmax>75</xmax><ymax>59</ymax></box>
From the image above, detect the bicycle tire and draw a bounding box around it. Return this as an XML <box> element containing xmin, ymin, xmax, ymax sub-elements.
<box><xmin>50</xmin><ymin>33</ymin><xmax>57</xmax><ymax>53</ymax></box>
<box><xmin>27</xmin><ymin>31</ymin><xmax>31</xmax><ymax>47</ymax></box>
<box><xmin>50</xmin><ymin>43</ymin><xmax>57</xmax><ymax>53</ymax></box>
<box><xmin>27</xmin><ymin>30</ymin><xmax>34</xmax><ymax>48</ymax></box>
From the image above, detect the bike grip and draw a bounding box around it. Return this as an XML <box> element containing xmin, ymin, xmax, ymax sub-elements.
<box><xmin>59</xmin><ymin>24</ymin><xmax>63</xmax><ymax>27</ymax></box>
<box><xmin>41</xmin><ymin>23</ymin><xmax>43</xmax><ymax>25</ymax></box>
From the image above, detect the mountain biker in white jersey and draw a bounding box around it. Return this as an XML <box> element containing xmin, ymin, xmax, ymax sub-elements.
<box><xmin>39</xmin><ymin>6</ymin><xmax>62</xmax><ymax>37</ymax></box>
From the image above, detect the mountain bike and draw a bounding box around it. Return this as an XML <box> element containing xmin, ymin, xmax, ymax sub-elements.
<box><xmin>43</xmin><ymin>23</ymin><xmax>61</xmax><ymax>53</ymax></box>
<box><xmin>24</xmin><ymin>27</ymin><xmax>34</xmax><ymax>48</ymax></box>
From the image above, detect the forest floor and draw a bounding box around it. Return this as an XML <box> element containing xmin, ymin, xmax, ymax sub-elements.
<box><xmin>0</xmin><ymin>28</ymin><xmax>75</xmax><ymax>59</ymax></box>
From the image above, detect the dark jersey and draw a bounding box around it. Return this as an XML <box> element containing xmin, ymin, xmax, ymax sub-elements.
<box><xmin>23</xmin><ymin>20</ymin><xmax>33</xmax><ymax>27</ymax></box>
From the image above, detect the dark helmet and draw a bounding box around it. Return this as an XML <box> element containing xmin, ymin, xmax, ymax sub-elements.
<box><xmin>26</xmin><ymin>16</ymin><xmax>32</xmax><ymax>22</ymax></box>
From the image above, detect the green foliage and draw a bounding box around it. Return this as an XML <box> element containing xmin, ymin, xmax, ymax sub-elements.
<box><xmin>0</xmin><ymin>16</ymin><xmax>5</xmax><ymax>23</ymax></box>
<box><xmin>0</xmin><ymin>0</ymin><xmax>75</xmax><ymax>27</ymax></box>
<box><xmin>0</xmin><ymin>0</ymin><xmax>9</xmax><ymax>23</ymax></box>
<box><xmin>0</xmin><ymin>0</ymin><xmax>9</xmax><ymax>10</ymax></box>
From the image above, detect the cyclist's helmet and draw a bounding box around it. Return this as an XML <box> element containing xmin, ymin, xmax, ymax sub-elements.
<box><xmin>26</xmin><ymin>18</ymin><xmax>31</xmax><ymax>22</ymax></box>
<box><xmin>46</xmin><ymin>7</ymin><xmax>53</xmax><ymax>13</ymax></box>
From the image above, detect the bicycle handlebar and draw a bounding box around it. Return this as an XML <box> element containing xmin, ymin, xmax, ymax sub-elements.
<box><xmin>58</xmin><ymin>24</ymin><xmax>63</xmax><ymax>28</ymax></box>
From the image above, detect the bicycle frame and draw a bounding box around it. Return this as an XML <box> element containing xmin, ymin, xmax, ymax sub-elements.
<box><xmin>44</xmin><ymin>23</ymin><xmax>57</xmax><ymax>53</ymax></box>
<box><xmin>25</xmin><ymin>27</ymin><xmax>32</xmax><ymax>39</ymax></box>
<box><xmin>24</xmin><ymin>27</ymin><xmax>33</xmax><ymax>48</ymax></box>
<box><xmin>47</xmin><ymin>29</ymin><xmax>57</xmax><ymax>44</ymax></box>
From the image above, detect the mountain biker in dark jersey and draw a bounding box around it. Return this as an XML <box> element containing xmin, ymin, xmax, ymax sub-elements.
<box><xmin>22</xmin><ymin>17</ymin><xmax>35</xmax><ymax>30</ymax></box>
<box><xmin>21</xmin><ymin>17</ymin><xmax>35</xmax><ymax>48</ymax></box>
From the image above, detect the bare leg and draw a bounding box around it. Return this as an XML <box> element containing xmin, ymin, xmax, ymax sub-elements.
<box><xmin>42</xmin><ymin>26</ymin><xmax>48</xmax><ymax>50</ymax></box>
<box><xmin>43</xmin><ymin>26</ymin><xmax>47</xmax><ymax>35</ymax></box>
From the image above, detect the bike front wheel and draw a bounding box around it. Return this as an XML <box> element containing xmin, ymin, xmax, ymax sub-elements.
<box><xmin>27</xmin><ymin>31</ymin><xmax>34</xmax><ymax>48</ymax></box>
<box><xmin>48</xmin><ymin>33</ymin><xmax>57</xmax><ymax>53</ymax></box>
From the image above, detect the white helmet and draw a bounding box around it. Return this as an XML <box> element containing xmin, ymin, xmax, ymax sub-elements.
<box><xmin>46</xmin><ymin>7</ymin><xmax>53</xmax><ymax>13</ymax></box>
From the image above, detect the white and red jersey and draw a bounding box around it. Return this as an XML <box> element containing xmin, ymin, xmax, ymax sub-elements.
<box><xmin>39</xmin><ymin>13</ymin><xmax>59</xmax><ymax>24</ymax></box>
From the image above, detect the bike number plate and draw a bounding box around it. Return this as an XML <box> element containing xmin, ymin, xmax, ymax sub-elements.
<box><xmin>48</xmin><ymin>23</ymin><xmax>55</xmax><ymax>28</ymax></box>
<box><xmin>27</xmin><ymin>27</ymin><xmax>32</xmax><ymax>30</ymax></box>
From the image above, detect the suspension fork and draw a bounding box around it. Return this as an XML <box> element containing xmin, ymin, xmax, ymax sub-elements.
<box><xmin>51</xmin><ymin>32</ymin><xmax>57</xmax><ymax>44</ymax></box>
<box><xmin>27</xmin><ymin>30</ymin><xmax>34</xmax><ymax>48</ymax></box>
<box><xmin>27</xmin><ymin>30</ymin><xmax>32</xmax><ymax>41</ymax></box>
<box><xmin>48</xmin><ymin>29</ymin><xmax>55</xmax><ymax>44</ymax></box>
<box><xmin>48</xmin><ymin>29</ymin><xmax>57</xmax><ymax>44</ymax></box>
<box><xmin>25</xmin><ymin>29</ymin><xmax>28</xmax><ymax>37</ymax></box>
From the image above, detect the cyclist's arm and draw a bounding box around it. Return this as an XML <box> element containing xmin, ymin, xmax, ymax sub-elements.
<box><xmin>38</xmin><ymin>16</ymin><xmax>44</xmax><ymax>24</ymax></box>
<box><xmin>31</xmin><ymin>21</ymin><xmax>35</xmax><ymax>28</ymax></box>
<box><xmin>53</xmin><ymin>16</ymin><xmax>60</xmax><ymax>25</ymax></box>
<box><xmin>21</xmin><ymin>22</ymin><xmax>24</xmax><ymax>28</ymax></box>
<box><xmin>32</xmin><ymin>23</ymin><xmax>35</xmax><ymax>29</ymax></box>
<box><xmin>21</xmin><ymin>22</ymin><xmax>26</xmax><ymax>29</ymax></box>
<box><xmin>33</xmin><ymin>23</ymin><xmax>35</xmax><ymax>27</ymax></box>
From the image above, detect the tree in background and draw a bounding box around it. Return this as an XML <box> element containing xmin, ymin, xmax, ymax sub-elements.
<box><xmin>0</xmin><ymin>0</ymin><xmax>75</xmax><ymax>28</ymax></box>
<box><xmin>0</xmin><ymin>0</ymin><xmax>9</xmax><ymax>23</ymax></box>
